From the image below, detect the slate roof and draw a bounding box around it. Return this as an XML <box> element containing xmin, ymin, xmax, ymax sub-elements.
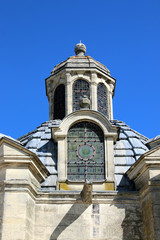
<box><xmin>18</xmin><ymin>120</ymin><xmax>61</xmax><ymax>190</ymax></box>
<box><xmin>111</xmin><ymin>120</ymin><xmax>149</xmax><ymax>190</ymax></box>
<box><xmin>18</xmin><ymin>120</ymin><xmax>149</xmax><ymax>191</ymax></box>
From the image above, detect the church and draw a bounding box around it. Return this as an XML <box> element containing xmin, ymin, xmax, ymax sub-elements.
<box><xmin>0</xmin><ymin>43</ymin><xmax>160</xmax><ymax>240</ymax></box>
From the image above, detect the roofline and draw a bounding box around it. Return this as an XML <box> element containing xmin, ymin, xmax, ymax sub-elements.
<box><xmin>126</xmin><ymin>145</ymin><xmax>160</xmax><ymax>175</ymax></box>
<box><xmin>47</xmin><ymin>67</ymin><xmax>116</xmax><ymax>81</ymax></box>
<box><xmin>0</xmin><ymin>137</ymin><xmax>50</xmax><ymax>177</ymax></box>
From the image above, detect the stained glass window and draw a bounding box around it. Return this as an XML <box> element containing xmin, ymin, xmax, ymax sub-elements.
<box><xmin>67</xmin><ymin>122</ymin><xmax>105</xmax><ymax>181</ymax></box>
<box><xmin>97</xmin><ymin>83</ymin><xmax>108</xmax><ymax>117</ymax></box>
<box><xmin>54</xmin><ymin>84</ymin><xmax>65</xmax><ymax>120</ymax></box>
<box><xmin>73</xmin><ymin>80</ymin><xmax>90</xmax><ymax>111</ymax></box>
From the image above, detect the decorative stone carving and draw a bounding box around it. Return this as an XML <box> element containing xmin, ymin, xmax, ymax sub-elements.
<box><xmin>74</xmin><ymin>42</ymin><xmax>86</xmax><ymax>56</ymax></box>
<box><xmin>80</xmin><ymin>181</ymin><xmax>92</xmax><ymax>204</ymax></box>
<box><xmin>80</xmin><ymin>95</ymin><xmax>90</xmax><ymax>109</ymax></box>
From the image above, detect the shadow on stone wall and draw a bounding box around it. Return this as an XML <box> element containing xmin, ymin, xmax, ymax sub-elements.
<box><xmin>50</xmin><ymin>200</ymin><xmax>90</xmax><ymax>240</ymax></box>
<box><xmin>49</xmin><ymin>174</ymin><xmax>143</xmax><ymax>240</ymax></box>
<box><xmin>119</xmin><ymin>173</ymin><xmax>160</xmax><ymax>239</ymax></box>
<box><xmin>111</xmin><ymin>190</ymin><xmax>143</xmax><ymax>240</ymax></box>
<box><xmin>49</xmin><ymin>195</ymin><xmax>143</xmax><ymax>240</ymax></box>
<box><xmin>121</xmin><ymin>204</ymin><xmax>143</xmax><ymax>240</ymax></box>
<box><xmin>116</xmin><ymin>174</ymin><xmax>136</xmax><ymax>192</ymax></box>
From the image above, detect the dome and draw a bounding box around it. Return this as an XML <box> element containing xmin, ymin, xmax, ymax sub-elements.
<box><xmin>111</xmin><ymin>120</ymin><xmax>149</xmax><ymax>190</ymax></box>
<box><xmin>49</xmin><ymin>43</ymin><xmax>111</xmax><ymax>76</ymax></box>
<box><xmin>51</xmin><ymin>55</ymin><xmax>110</xmax><ymax>76</ymax></box>
<box><xmin>18</xmin><ymin>120</ymin><xmax>149</xmax><ymax>191</ymax></box>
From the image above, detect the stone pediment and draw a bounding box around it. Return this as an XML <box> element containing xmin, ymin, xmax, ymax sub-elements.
<box><xmin>0</xmin><ymin>137</ymin><xmax>49</xmax><ymax>183</ymax></box>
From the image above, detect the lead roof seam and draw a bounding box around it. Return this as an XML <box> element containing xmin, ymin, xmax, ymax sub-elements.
<box><xmin>112</xmin><ymin>121</ymin><xmax>136</xmax><ymax>160</ymax></box>
<box><xmin>122</xmin><ymin>128</ymin><xmax>137</xmax><ymax>163</ymax></box>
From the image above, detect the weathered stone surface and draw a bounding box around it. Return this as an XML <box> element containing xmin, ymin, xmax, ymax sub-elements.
<box><xmin>80</xmin><ymin>182</ymin><xmax>92</xmax><ymax>204</ymax></box>
<box><xmin>33</xmin><ymin>199</ymin><xmax>143</xmax><ymax>240</ymax></box>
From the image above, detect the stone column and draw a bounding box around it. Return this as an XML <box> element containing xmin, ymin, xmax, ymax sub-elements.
<box><xmin>109</xmin><ymin>83</ymin><xmax>114</xmax><ymax>120</ymax></box>
<box><xmin>127</xmin><ymin>152</ymin><xmax>160</xmax><ymax>240</ymax></box>
<box><xmin>141</xmin><ymin>191</ymin><xmax>155</xmax><ymax>239</ymax></box>
<box><xmin>49</xmin><ymin>93</ymin><xmax>53</xmax><ymax>120</ymax></box>
<box><xmin>105</xmin><ymin>136</ymin><xmax>115</xmax><ymax>182</ymax></box>
<box><xmin>65</xmin><ymin>73</ymin><xmax>72</xmax><ymax>115</ymax></box>
<box><xmin>140</xmin><ymin>176</ymin><xmax>160</xmax><ymax>240</ymax></box>
<box><xmin>91</xmin><ymin>72</ymin><xmax>97</xmax><ymax>111</ymax></box>
<box><xmin>57</xmin><ymin>137</ymin><xmax>67</xmax><ymax>182</ymax></box>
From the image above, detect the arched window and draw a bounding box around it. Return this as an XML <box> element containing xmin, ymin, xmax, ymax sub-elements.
<box><xmin>54</xmin><ymin>84</ymin><xmax>65</xmax><ymax>120</ymax></box>
<box><xmin>67</xmin><ymin>121</ymin><xmax>105</xmax><ymax>181</ymax></box>
<box><xmin>73</xmin><ymin>79</ymin><xmax>90</xmax><ymax>111</ymax></box>
<box><xmin>97</xmin><ymin>83</ymin><xmax>108</xmax><ymax>117</ymax></box>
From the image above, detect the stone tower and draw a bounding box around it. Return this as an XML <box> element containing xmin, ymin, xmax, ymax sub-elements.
<box><xmin>45</xmin><ymin>43</ymin><xmax>118</xmax><ymax>191</ymax></box>
<box><xmin>45</xmin><ymin>43</ymin><xmax>115</xmax><ymax>120</ymax></box>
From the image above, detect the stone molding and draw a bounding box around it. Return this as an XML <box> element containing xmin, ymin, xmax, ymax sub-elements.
<box><xmin>127</xmin><ymin>146</ymin><xmax>160</xmax><ymax>190</ymax></box>
<box><xmin>46</xmin><ymin>66</ymin><xmax>115</xmax><ymax>120</ymax></box>
<box><xmin>0</xmin><ymin>179</ymin><xmax>140</xmax><ymax>204</ymax></box>
<box><xmin>51</xmin><ymin>110</ymin><xmax>118</xmax><ymax>187</ymax></box>
<box><xmin>0</xmin><ymin>137</ymin><xmax>49</xmax><ymax>184</ymax></box>
<box><xmin>127</xmin><ymin>146</ymin><xmax>160</xmax><ymax>240</ymax></box>
<box><xmin>51</xmin><ymin>110</ymin><xmax>118</xmax><ymax>141</ymax></box>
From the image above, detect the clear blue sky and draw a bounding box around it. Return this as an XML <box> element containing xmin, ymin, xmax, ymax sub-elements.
<box><xmin>0</xmin><ymin>0</ymin><xmax>160</xmax><ymax>139</ymax></box>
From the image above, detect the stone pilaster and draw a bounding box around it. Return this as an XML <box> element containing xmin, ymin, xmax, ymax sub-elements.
<box><xmin>49</xmin><ymin>93</ymin><xmax>53</xmax><ymax>120</ymax></box>
<box><xmin>0</xmin><ymin>137</ymin><xmax>49</xmax><ymax>240</ymax></box>
<box><xmin>65</xmin><ymin>73</ymin><xmax>72</xmax><ymax>115</ymax></box>
<box><xmin>109</xmin><ymin>83</ymin><xmax>114</xmax><ymax>120</ymax></box>
<box><xmin>91</xmin><ymin>72</ymin><xmax>97</xmax><ymax>111</ymax></box>
<box><xmin>127</xmin><ymin>148</ymin><xmax>160</xmax><ymax>240</ymax></box>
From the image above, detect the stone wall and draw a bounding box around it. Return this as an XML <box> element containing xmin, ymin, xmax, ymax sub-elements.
<box><xmin>34</xmin><ymin>192</ymin><xmax>143</xmax><ymax>240</ymax></box>
<box><xmin>1</xmin><ymin>191</ymin><xmax>35</xmax><ymax>240</ymax></box>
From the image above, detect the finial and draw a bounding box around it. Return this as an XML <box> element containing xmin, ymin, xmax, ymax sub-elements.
<box><xmin>74</xmin><ymin>42</ymin><xmax>86</xmax><ymax>56</ymax></box>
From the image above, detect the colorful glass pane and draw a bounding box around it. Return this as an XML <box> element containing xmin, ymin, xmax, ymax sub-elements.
<box><xmin>67</xmin><ymin>122</ymin><xmax>105</xmax><ymax>181</ymax></box>
<box><xmin>97</xmin><ymin>83</ymin><xmax>108</xmax><ymax>117</ymax></box>
<box><xmin>73</xmin><ymin>80</ymin><xmax>90</xmax><ymax>111</ymax></box>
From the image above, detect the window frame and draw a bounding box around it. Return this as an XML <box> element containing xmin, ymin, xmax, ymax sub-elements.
<box><xmin>72</xmin><ymin>79</ymin><xmax>90</xmax><ymax>111</ymax></box>
<box><xmin>53</xmin><ymin>84</ymin><xmax>65</xmax><ymax>120</ymax></box>
<box><xmin>97</xmin><ymin>83</ymin><xmax>108</xmax><ymax>117</ymax></box>
<box><xmin>67</xmin><ymin>121</ymin><xmax>105</xmax><ymax>182</ymax></box>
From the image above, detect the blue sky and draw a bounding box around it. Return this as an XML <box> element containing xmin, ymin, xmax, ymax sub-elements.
<box><xmin>0</xmin><ymin>0</ymin><xmax>160</xmax><ymax>139</ymax></box>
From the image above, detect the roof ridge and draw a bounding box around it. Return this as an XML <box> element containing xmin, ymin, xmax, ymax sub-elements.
<box><xmin>17</xmin><ymin>120</ymin><xmax>60</xmax><ymax>142</ymax></box>
<box><xmin>17</xmin><ymin>129</ymin><xmax>37</xmax><ymax>141</ymax></box>
<box><xmin>17</xmin><ymin>121</ymin><xmax>51</xmax><ymax>141</ymax></box>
